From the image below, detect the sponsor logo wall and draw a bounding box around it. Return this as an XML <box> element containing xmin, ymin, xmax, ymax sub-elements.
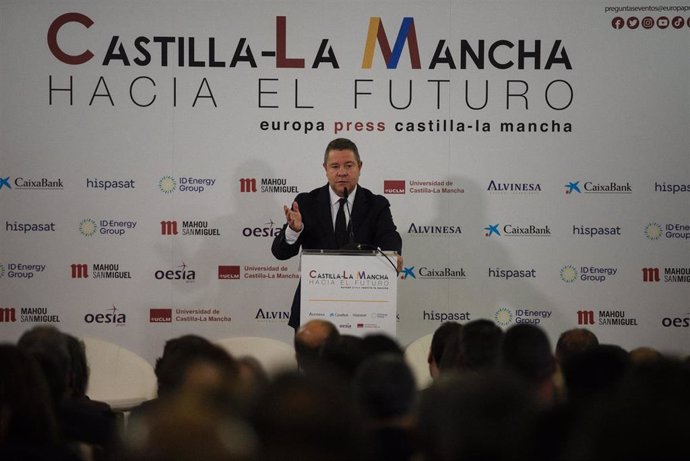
<box><xmin>1</xmin><ymin>1</ymin><xmax>688</xmax><ymax>362</ymax></box>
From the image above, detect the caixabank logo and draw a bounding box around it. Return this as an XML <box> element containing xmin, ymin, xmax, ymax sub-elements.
<box><xmin>561</xmin><ymin>265</ymin><xmax>618</xmax><ymax>283</ymax></box>
<box><xmin>70</xmin><ymin>263</ymin><xmax>132</xmax><ymax>280</ymax></box>
<box><xmin>399</xmin><ymin>265</ymin><xmax>466</xmax><ymax>280</ymax></box>
<box><xmin>644</xmin><ymin>222</ymin><xmax>690</xmax><ymax>241</ymax></box>
<box><xmin>0</xmin><ymin>263</ymin><xmax>46</xmax><ymax>280</ymax></box>
<box><xmin>160</xmin><ymin>220</ymin><xmax>221</xmax><ymax>236</ymax></box>
<box><xmin>487</xmin><ymin>180</ymin><xmax>542</xmax><ymax>195</ymax></box>
<box><xmin>564</xmin><ymin>180</ymin><xmax>632</xmax><ymax>196</ymax></box>
<box><xmin>0</xmin><ymin>176</ymin><xmax>64</xmax><ymax>191</ymax></box>
<box><xmin>484</xmin><ymin>223</ymin><xmax>551</xmax><ymax>238</ymax></box>
<box><xmin>79</xmin><ymin>218</ymin><xmax>137</xmax><ymax>237</ymax></box>
<box><xmin>384</xmin><ymin>179</ymin><xmax>464</xmax><ymax>195</ymax></box>
<box><xmin>159</xmin><ymin>175</ymin><xmax>216</xmax><ymax>194</ymax></box>
<box><xmin>577</xmin><ymin>309</ymin><xmax>639</xmax><ymax>327</ymax></box>
<box><xmin>239</xmin><ymin>178</ymin><xmax>299</xmax><ymax>194</ymax></box>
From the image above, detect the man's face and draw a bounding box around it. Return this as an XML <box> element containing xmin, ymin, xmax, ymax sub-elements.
<box><xmin>324</xmin><ymin>148</ymin><xmax>362</xmax><ymax>197</ymax></box>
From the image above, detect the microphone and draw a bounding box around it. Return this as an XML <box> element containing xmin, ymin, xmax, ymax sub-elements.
<box><xmin>341</xmin><ymin>242</ymin><xmax>399</xmax><ymax>275</ymax></box>
<box><xmin>343</xmin><ymin>187</ymin><xmax>354</xmax><ymax>244</ymax></box>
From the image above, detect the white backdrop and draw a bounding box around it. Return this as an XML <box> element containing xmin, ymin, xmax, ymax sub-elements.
<box><xmin>1</xmin><ymin>0</ymin><xmax>688</xmax><ymax>364</ymax></box>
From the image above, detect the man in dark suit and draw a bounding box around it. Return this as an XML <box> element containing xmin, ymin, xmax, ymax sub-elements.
<box><xmin>272</xmin><ymin>138</ymin><xmax>403</xmax><ymax>330</ymax></box>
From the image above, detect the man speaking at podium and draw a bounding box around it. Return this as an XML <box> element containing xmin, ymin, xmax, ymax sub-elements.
<box><xmin>271</xmin><ymin>138</ymin><xmax>403</xmax><ymax>330</ymax></box>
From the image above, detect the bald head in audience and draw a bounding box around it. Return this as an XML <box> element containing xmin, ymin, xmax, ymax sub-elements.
<box><xmin>555</xmin><ymin>328</ymin><xmax>599</xmax><ymax>368</ymax></box>
<box><xmin>294</xmin><ymin>320</ymin><xmax>340</xmax><ymax>374</ymax></box>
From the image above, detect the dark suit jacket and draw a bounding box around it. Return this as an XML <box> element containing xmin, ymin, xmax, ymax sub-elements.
<box><xmin>271</xmin><ymin>184</ymin><xmax>402</xmax><ymax>329</ymax></box>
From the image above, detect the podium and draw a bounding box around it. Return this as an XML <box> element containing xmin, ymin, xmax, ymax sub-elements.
<box><xmin>300</xmin><ymin>249</ymin><xmax>398</xmax><ymax>337</ymax></box>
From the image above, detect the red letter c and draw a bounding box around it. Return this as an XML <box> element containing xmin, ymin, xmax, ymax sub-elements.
<box><xmin>47</xmin><ymin>12</ymin><xmax>94</xmax><ymax>65</ymax></box>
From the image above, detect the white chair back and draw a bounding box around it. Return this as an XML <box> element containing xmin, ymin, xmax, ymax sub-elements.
<box><xmin>404</xmin><ymin>333</ymin><xmax>434</xmax><ymax>390</ymax></box>
<box><xmin>83</xmin><ymin>337</ymin><xmax>157</xmax><ymax>411</ymax></box>
<box><xmin>216</xmin><ymin>336</ymin><xmax>297</xmax><ymax>377</ymax></box>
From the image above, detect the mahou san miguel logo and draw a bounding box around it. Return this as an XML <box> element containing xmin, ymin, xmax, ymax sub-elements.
<box><xmin>160</xmin><ymin>220</ymin><xmax>221</xmax><ymax>236</ymax></box>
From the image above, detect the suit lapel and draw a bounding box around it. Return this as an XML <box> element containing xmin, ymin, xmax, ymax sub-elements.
<box><xmin>350</xmin><ymin>186</ymin><xmax>369</xmax><ymax>241</ymax></box>
<box><xmin>317</xmin><ymin>185</ymin><xmax>337</xmax><ymax>248</ymax></box>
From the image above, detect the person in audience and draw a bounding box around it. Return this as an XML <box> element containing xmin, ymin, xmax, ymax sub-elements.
<box><xmin>293</xmin><ymin>319</ymin><xmax>340</xmax><ymax>375</ymax></box>
<box><xmin>0</xmin><ymin>344</ymin><xmax>81</xmax><ymax>461</ymax></box>
<box><xmin>319</xmin><ymin>334</ymin><xmax>368</xmax><ymax>383</ymax></box>
<box><xmin>17</xmin><ymin>326</ymin><xmax>118</xmax><ymax>456</ymax></box>
<box><xmin>500</xmin><ymin>323</ymin><xmax>557</xmax><ymax>407</ymax></box>
<box><xmin>561</xmin><ymin>344</ymin><xmax>629</xmax><ymax>404</ymax></box>
<box><xmin>554</xmin><ymin>327</ymin><xmax>599</xmax><ymax>369</ymax></box>
<box><xmin>427</xmin><ymin>321</ymin><xmax>462</xmax><ymax>379</ymax></box>
<box><xmin>438</xmin><ymin>319</ymin><xmax>503</xmax><ymax>374</ymax></box>
<box><xmin>64</xmin><ymin>334</ymin><xmax>117</xmax><ymax>412</ymax></box>
<box><xmin>251</xmin><ymin>372</ymin><xmax>365</xmax><ymax>461</ymax></box>
<box><xmin>153</xmin><ymin>334</ymin><xmax>215</xmax><ymax>398</ymax></box>
<box><xmin>567</xmin><ymin>357</ymin><xmax>690</xmax><ymax>461</ymax></box>
<box><xmin>417</xmin><ymin>371</ymin><xmax>537</xmax><ymax>461</ymax></box>
<box><xmin>352</xmin><ymin>354</ymin><xmax>417</xmax><ymax>461</ymax></box>
<box><xmin>629</xmin><ymin>346</ymin><xmax>663</xmax><ymax>365</ymax></box>
<box><xmin>123</xmin><ymin>384</ymin><xmax>256</xmax><ymax>461</ymax></box>
<box><xmin>128</xmin><ymin>335</ymin><xmax>240</xmax><ymax>440</ymax></box>
<box><xmin>361</xmin><ymin>333</ymin><xmax>404</xmax><ymax>357</ymax></box>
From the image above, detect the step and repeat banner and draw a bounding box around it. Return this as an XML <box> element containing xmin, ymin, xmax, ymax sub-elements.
<box><xmin>1</xmin><ymin>1</ymin><xmax>688</xmax><ymax>363</ymax></box>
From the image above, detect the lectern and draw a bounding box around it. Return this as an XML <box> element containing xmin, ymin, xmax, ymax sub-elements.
<box><xmin>300</xmin><ymin>249</ymin><xmax>398</xmax><ymax>337</ymax></box>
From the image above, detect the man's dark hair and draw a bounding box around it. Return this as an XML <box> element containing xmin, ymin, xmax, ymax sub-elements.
<box><xmin>17</xmin><ymin>325</ymin><xmax>71</xmax><ymax>405</ymax></box>
<box><xmin>430</xmin><ymin>321</ymin><xmax>462</xmax><ymax>366</ymax></box>
<box><xmin>562</xmin><ymin>344</ymin><xmax>629</xmax><ymax>403</ymax></box>
<box><xmin>501</xmin><ymin>324</ymin><xmax>555</xmax><ymax>383</ymax></box>
<box><xmin>442</xmin><ymin>319</ymin><xmax>504</xmax><ymax>373</ymax></box>
<box><xmin>323</xmin><ymin>138</ymin><xmax>361</xmax><ymax>164</ymax></box>
<box><xmin>353</xmin><ymin>354</ymin><xmax>416</xmax><ymax>420</ymax></box>
<box><xmin>65</xmin><ymin>334</ymin><xmax>89</xmax><ymax>398</ymax></box>
<box><xmin>555</xmin><ymin>328</ymin><xmax>599</xmax><ymax>369</ymax></box>
<box><xmin>361</xmin><ymin>333</ymin><xmax>403</xmax><ymax>358</ymax></box>
<box><xmin>155</xmin><ymin>335</ymin><xmax>237</xmax><ymax>397</ymax></box>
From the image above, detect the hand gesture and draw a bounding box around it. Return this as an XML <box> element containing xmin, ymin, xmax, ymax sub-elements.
<box><xmin>283</xmin><ymin>201</ymin><xmax>303</xmax><ymax>232</ymax></box>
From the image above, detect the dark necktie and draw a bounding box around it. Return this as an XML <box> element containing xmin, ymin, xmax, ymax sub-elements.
<box><xmin>335</xmin><ymin>198</ymin><xmax>348</xmax><ymax>248</ymax></box>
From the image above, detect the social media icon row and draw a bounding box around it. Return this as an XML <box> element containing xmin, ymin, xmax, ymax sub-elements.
<box><xmin>612</xmin><ymin>16</ymin><xmax>688</xmax><ymax>30</ymax></box>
